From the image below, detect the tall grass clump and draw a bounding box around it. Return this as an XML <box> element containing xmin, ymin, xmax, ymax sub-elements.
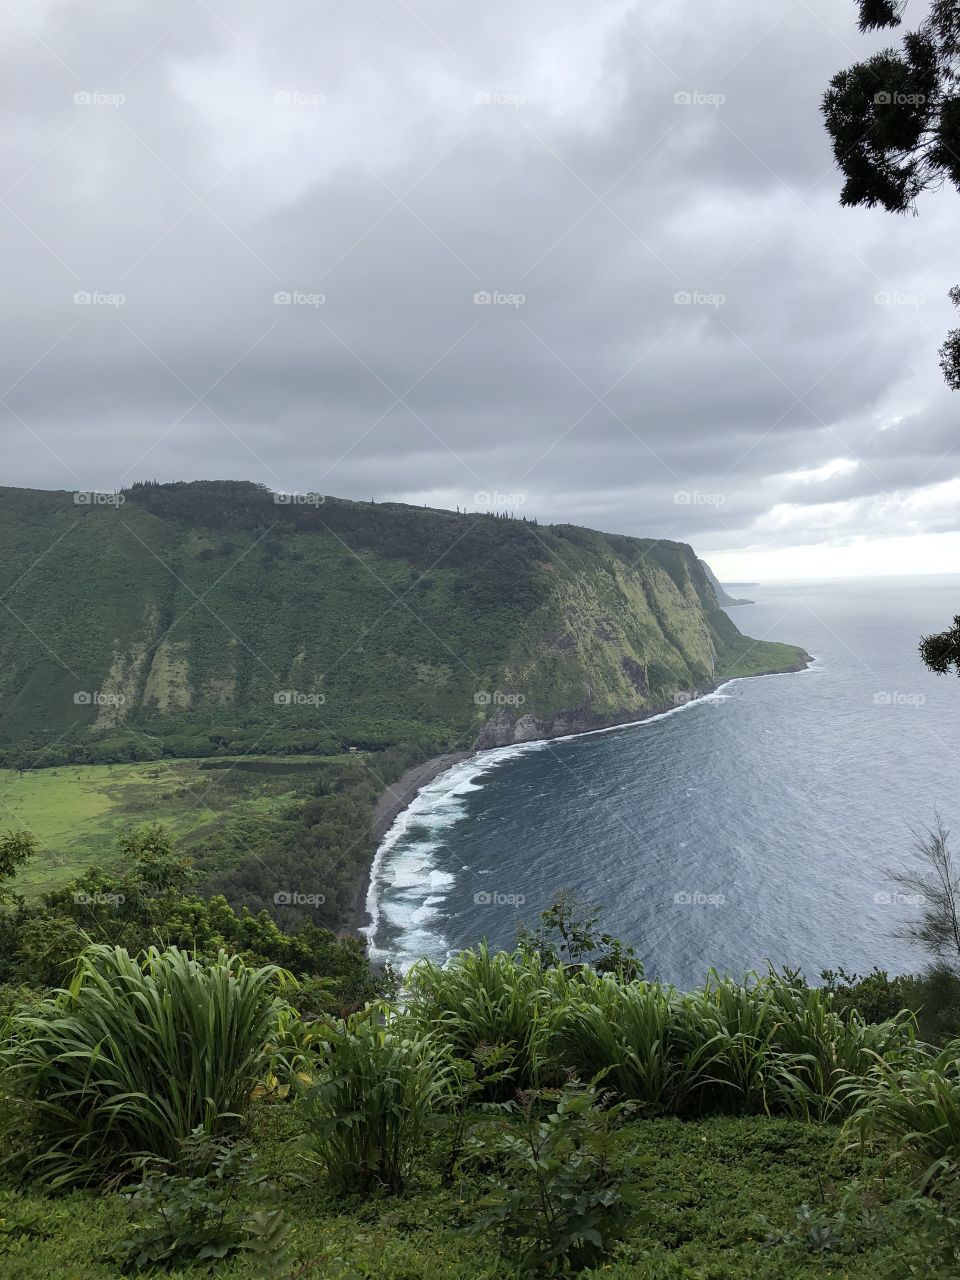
<box><xmin>405</xmin><ymin>944</ymin><xmax>571</xmax><ymax>1092</ymax></box>
<box><xmin>678</xmin><ymin>972</ymin><xmax>917</xmax><ymax>1120</ymax></box>
<box><xmin>298</xmin><ymin>1003</ymin><xmax>453</xmax><ymax>1193</ymax></box>
<box><xmin>843</xmin><ymin>1040</ymin><xmax>960</xmax><ymax>1186</ymax></box>
<box><xmin>544</xmin><ymin>967</ymin><xmax>918</xmax><ymax>1119</ymax></box>
<box><xmin>543</xmin><ymin>971</ymin><xmax>710</xmax><ymax>1112</ymax></box>
<box><xmin>402</xmin><ymin>942</ymin><xmax>920</xmax><ymax>1125</ymax></box>
<box><xmin>0</xmin><ymin>944</ymin><xmax>290</xmax><ymax>1188</ymax></box>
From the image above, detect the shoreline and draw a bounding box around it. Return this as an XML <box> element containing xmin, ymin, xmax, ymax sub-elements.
<box><xmin>349</xmin><ymin>750</ymin><xmax>475</xmax><ymax>934</ymax></box>
<box><xmin>353</xmin><ymin>653</ymin><xmax>814</xmax><ymax>943</ymax></box>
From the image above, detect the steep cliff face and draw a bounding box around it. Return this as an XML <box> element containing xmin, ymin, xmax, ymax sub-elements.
<box><xmin>473</xmin><ymin>535</ymin><xmax>806</xmax><ymax>747</ymax></box>
<box><xmin>698</xmin><ymin>558</ymin><xmax>754</xmax><ymax>607</ymax></box>
<box><xmin>0</xmin><ymin>482</ymin><xmax>808</xmax><ymax>764</ymax></box>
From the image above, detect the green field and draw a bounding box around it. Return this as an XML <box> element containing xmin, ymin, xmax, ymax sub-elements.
<box><xmin>0</xmin><ymin>756</ymin><xmax>338</xmax><ymax>897</ymax></box>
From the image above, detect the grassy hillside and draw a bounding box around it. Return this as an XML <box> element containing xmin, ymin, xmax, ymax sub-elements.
<box><xmin>0</xmin><ymin>1113</ymin><xmax>921</xmax><ymax>1280</ymax></box>
<box><xmin>0</xmin><ymin>481</ymin><xmax>807</xmax><ymax>767</ymax></box>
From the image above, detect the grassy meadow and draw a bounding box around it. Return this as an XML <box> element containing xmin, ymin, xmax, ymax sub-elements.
<box><xmin>0</xmin><ymin>756</ymin><xmax>336</xmax><ymax>897</ymax></box>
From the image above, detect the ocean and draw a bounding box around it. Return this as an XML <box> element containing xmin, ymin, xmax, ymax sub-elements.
<box><xmin>363</xmin><ymin>577</ymin><xmax>960</xmax><ymax>988</ymax></box>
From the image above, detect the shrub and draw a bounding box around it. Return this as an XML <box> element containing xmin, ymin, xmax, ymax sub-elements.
<box><xmin>406</xmin><ymin>944</ymin><xmax>570</xmax><ymax>1093</ymax></box>
<box><xmin>544</xmin><ymin>972</ymin><xmax>706</xmax><ymax>1113</ymax></box>
<box><xmin>544</xmin><ymin>967</ymin><xmax>917</xmax><ymax>1120</ymax></box>
<box><xmin>298</xmin><ymin>1003</ymin><xmax>453</xmax><ymax>1194</ymax></box>
<box><xmin>115</xmin><ymin>1129</ymin><xmax>287</xmax><ymax>1275</ymax></box>
<box><xmin>464</xmin><ymin>1076</ymin><xmax>644</xmax><ymax>1274</ymax></box>
<box><xmin>517</xmin><ymin>889</ymin><xmax>644</xmax><ymax>979</ymax></box>
<box><xmin>843</xmin><ymin>1041</ymin><xmax>960</xmax><ymax>1187</ymax></box>
<box><xmin>823</xmin><ymin>964</ymin><xmax>960</xmax><ymax>1047</ymax></box>
<box><xmin>688</xmin><ymin>971</ymin><xmax>915</xmax><ymax>1121</ymax></box>
<box><xmin>0</xmin><ymin>945</ymin><xmax>291</xmax><ymax>1188</ymax></box>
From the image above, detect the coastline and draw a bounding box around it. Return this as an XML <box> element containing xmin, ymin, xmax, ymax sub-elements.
<box><xmin>350</xmin><ymin>750</ymin><xmax>475</xmax><ymax>934</ymax></box>
<box><xmin>353</xmin><ymin>652</ymin><xmax>814</xmax><ymax>944</ymax></box>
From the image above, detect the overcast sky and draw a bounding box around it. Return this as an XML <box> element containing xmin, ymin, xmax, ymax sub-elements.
<box><xmin>1</xmin><ymin>0</ymin><xmax>958</xmax><ymax>579</ymax></box>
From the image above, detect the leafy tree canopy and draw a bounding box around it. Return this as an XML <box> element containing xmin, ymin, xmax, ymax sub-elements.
<box><xmin>822</xmin><ymin>1</ymin><xmax>960</xmax><ymax>386</ymax></box>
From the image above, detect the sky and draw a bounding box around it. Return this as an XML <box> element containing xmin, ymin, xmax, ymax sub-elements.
<box><xmin>1</xmin><ymin>0</ymin><xmax>958</xmax><ymax>581</ymax></box>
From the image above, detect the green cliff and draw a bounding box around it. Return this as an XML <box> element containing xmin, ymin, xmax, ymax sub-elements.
<box><xmin>0</xmin><ymin>481</ymin><xmax>808</xmax><ymax>766</ymax></box>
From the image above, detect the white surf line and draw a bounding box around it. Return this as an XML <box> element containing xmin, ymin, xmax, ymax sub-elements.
<box><xmin>360</xmin><ymin>741</ymin><xmax>543</xmax><ymax>959</ymax></box>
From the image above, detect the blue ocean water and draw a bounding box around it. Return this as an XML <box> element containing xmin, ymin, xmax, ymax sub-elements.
<box><xmin>364</xmin><ymin>577</ymin><xmax>960</xmax><ymax>988</ymax></box>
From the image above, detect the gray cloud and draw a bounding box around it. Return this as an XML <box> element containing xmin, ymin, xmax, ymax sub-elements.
<box><xmin>1</xmin><ymin>0</ymin><xmax>958</xmax><ymax>574</ymax></box>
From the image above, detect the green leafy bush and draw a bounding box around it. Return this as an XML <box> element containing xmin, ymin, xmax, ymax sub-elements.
<box><xmin>115</xmin><ymin>1129</ymin><xmax>287</xmax><ymax>1275</ymax></box>
<box><xmin>298</xmin><ymin>1003</ymin><xmax>453</xmax><ymax>1194</ymax></box>
<box><xmin>0</xmin><ymin>944</ymin><xmax>290</xmax><ymax>1187</ymax></box>
<box><xmin>544</xmin><ymin>967</ymin><xmax>917</xmax><ymax>1120</ymax></box>
<box><xmin>464</xmin><ymin>1076</ymin><xmax>646</xmax><ymax>1275</ymax></box>
<box><xmin>517</xmin><ymin>889</ymin><xmax>644</xmax><ymax>978</ymax></box>
<box><xmin>544</xmin><ymin>972</ymin><xmax>705</xmax><ymax>1113</ymax></box>
<box><xmin>823</xmin><ymin>964</ymin><xmax>960</xmax><ymax>1047</ymax></box>
<box><xmin>843</xmin><ymin>1041</ymin><xmax>960</xmax><ymax>1187</ymax></box>
<box><xmin>406</xmin><ymin>944</ymin><xmax>571</xmax><ymax>1094</ymax></box>
<box><xmin>757</xmin><ymin>1183</ymin><xmax>960</xmax><ymax>1279</ymax></box>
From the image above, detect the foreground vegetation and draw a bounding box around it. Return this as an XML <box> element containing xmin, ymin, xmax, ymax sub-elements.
<box><xmin>2</xmin><ymin>876</ymin><xmax>960</xmax><ymax>1278</ymax></box>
